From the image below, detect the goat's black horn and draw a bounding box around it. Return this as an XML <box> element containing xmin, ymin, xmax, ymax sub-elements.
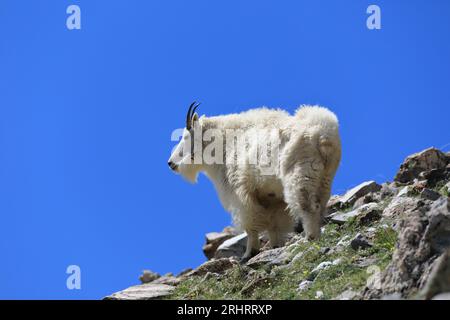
<box><xmin>191</xmin><ymin>103</ymin><xmax>201</xmax><ymax>120</ymax></box>
<box><xmin>186</xmin><ymin>101</ymin><xmax>197</xmax><ymax>129</ymax></box>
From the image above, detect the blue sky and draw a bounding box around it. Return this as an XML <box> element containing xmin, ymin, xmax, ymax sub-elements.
<box><xmin>0</xmin><ymin>0</ymin><xmax>449</xmax><ymax>299</ymax></box>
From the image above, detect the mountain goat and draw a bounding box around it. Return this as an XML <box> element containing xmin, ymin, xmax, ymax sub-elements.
<box><xmin>168</xmin><ymin>102</ymin><xmax>341</xmax><ymax>262</ymax></box>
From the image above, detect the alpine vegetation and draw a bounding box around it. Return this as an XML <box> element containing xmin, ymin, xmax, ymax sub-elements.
<box><xmin>168</xmin><ymin>102</ymin><xmax>342</xmax><ymax>262</ymax></box>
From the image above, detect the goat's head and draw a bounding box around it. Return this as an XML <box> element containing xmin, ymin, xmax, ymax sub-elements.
<box><xmin>168</xmin><ymin>101</ymin><xmax>203</xmax><ymax>183</ymax></box>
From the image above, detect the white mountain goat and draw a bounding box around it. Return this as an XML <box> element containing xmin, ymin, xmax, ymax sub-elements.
<box><xmin>168</xmin><ymin>102</ymin><xmax>341</xmax><ymax>262</ymax></box>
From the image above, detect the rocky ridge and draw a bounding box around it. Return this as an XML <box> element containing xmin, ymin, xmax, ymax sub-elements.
<box><xmin>106</xmin><ymin>147</ymin><xmax>450</xmax><ymax>300</ymax></box>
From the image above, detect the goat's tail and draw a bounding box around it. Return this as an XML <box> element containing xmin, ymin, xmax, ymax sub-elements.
<box><xmin>317</xmin><ymin>135</ymin><xmax>336</xmax><ymax>163</ymax></box>
<box><xmin>293</xmin><ymin>105</ymin><xmax>340</xmax><ymax>165</ymax></box>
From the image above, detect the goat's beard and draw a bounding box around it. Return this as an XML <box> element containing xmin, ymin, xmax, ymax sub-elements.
<box><xmin>178</xmin><ymin>162</ymin><xmax>201</xmax><ymax>183</ymax></box>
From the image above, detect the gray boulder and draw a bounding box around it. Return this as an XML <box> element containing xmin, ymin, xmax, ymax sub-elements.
<box><xmin>419</xmin><ymin>166</ymin><xmax>450</xmax><ymax>188</ymax></box>
<box><xmin>105</xmin><ymin>283</ymin><xmax>174</xmax><ymax>300</ymax></box>
<box><xmin>382</xmin><ymin>196</ymin><xmax>424</xmax><ymax>218</ymax></box>
<box><xmin>352</xmin><ymin>192</ymin><xmax>381</xmax><ymax>210</ymax></box>
<box><xmin>202</xmin><ymin>227</ymin><xmax>237</xmax><ymax>260</ymax></box>
<box><xmin>334</xmin><ymin>289</ymin><xmax>358</xmax><ymax>300</ymax></box>
<box><xmin>350</xmin><ymin>233</ymin><xmax>372</xmax><ymax>250</ymax></box>
<box><xmin>186</xmin><ymin>258</ymin><xmax>238</xmax><ymax>277</ymax></box>
<box><xmin>151</xmin><ymin>274</ymin><xmax>182</xmax><ymax>286</ymax></box>
<box><xmin>246</xmin><ymin>247</ymin><xmax>289</xmax><ymax>269</ymax></box>
<box><xmin>432</xmin><ymin>292</ymin><xmax>450</xmax><ymax>300</ymax></box>
<box><xmin>379</xmin><ymin>182</ymin><xmax>398</xmax><ymax>199</ymax></box>
<box><xmin>307</xmin><ymin>258</ymin><xmax>341</xmax><ymax>280</ymax></box>
<box><xmin>420</xmin><ymin>188</ymin><xmax>441</xmax><ymax>201</ymax></box>
<box><xmin>214</xmin><ymin>233</ymin><xmax>248</xmax><ymax>259</ymax></box>
<box><xmin>420</xmin><ymin>249</ymin><xmax>450</xmax><ymax>299</ymax></box>
<box><xmin>329</xmin><ymin>203</ymin><xmax>381</xmax><ymax>225</ymax></box>
<box><xmin>394</xmin><ymin>147</ymin><xmax>448</xmax><ymax>184</ymax></box>
<box><xmin>139</xmin><ymin>270</ymin><xmax>160</xmax><ymax>284</ymax></box>
<box><xmin>297</xmin><ymin>280</ymin><xmax>313</xmax><ymax>293</ymax></box>
<box><xmin>337</xmin><ymin>181</ymin><xmax>382</xmax><ymax>208</ymax></box>
<box><xmin>363</xmin><ymin>197</ymin><xmax>450</xmax><ymax>299</ymax></box>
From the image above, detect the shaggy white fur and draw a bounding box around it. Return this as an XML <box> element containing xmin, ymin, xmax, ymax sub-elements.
<box><xmin>168</xmin><ymin>105</ymin><xmax>341</xmax><ymax>261</ymax></box>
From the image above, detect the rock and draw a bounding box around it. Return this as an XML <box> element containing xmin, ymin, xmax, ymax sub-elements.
<box><xmin>420</xmin><ymin>188</ymin><xmax>441</xmax><ymax>201</ymax></box>
<box><xmin>331</xmin><ymin>235</ymin><xmax>351</xmax><ymax>253</ymax></box>
<box><xmin>139</xmin><ymin>270</ymin><xmax>160</xmax><ymax>284</ymax></box>
<box><xmin>215</xmin><ymin>233</ymin><xmax>247</xmax><ymax>259</ymax></box>
<box><xmin>289</xmin><ymin>247</ymin><xmax>314</xmax><ymax>266</ymax></box>
<box><xmin>309</xmin><ymin>261</ymin><xmax>333</xmax><ymax>278</ymax></box>
<box><xmin>380</xmin><ymin>182</ymin><xmax>397</xmax><ymax>199</ymax></box>
<box><xmin>177</xmin><ymin>268</ymin><xmax>193</xmax><ymax>277</ymax></box>
<box><xmin>246</xmin><ymin>247</ymin><xmax>289</xmax><ymax>268</ymax></box>
<box><xmin>105</xmin><ymin>283</ymin><xmax>174</xmax><ymax>300</ymax></box>
<box><xmin>328</xmin><ymin>209</ymin><xmax>360</xmax><ymax>225</ymax></box>
<box><xmin>336</xmin><ymin>235</ymin><xmax>351</xmax><ymax>246</ymax></box>
<box><xmin>354</xmin><ymin>257</ymin><xmax>378</xmax><ymax>268</ymax></box>
<box><xmin>350</xmin><ymin>233</ymin><xmax>372</xmax><ymax>250</ymax></box>
<box><xmin>315</xmin><ymin>291</ymin><xmax>324</xmax><ymax>299</ymax></box>
<box><xmin>420</xmin><ymin>249</ymin><xmax>450</xmax><ymax>299</ymax></box>
<box><xmin>187</xmin><ymin>258</ymin><xmax>237</xmax><ymax>277</ymax></box>
<box><xmin>412</xmin><ymin>179</ymin><xmax>428</xmax><ymax>192</ymax></box>
<box><xmin>380</xmin><ymin>293</ymin><xmax>403</xmax><ymax>300</ymax></box>
<box><xmin>335</xmin><ymin>289</ymin><xmax>357</xmax><ymax>300</ymax></box>
<box><xmin>432</xmin><ymin>292</ymin><xmax>450</xmax><ymax>300</ymax></box>
<box><xmin>240</xmin><ymin>272</ymin><xmax>271</xmax><ymax>295</ymax></box>
<box><xmin>419</xmin><ymin>166</ymin><xmax>450</xmax><ymax>188</ymax></box>
<box><xmin>326</xmin><ymin>195</ymin><xmax>343</xmax><ymax>215</ymax></box>
<box><xmin>358</xmin><ymin>206</ymin><xmax>382</xmax><ymax>226</ymax></box>
<box><xmin>352</xmin><ymin>193</ymin><xmax>380</xmax><ymax>209</ymax></box>
<box><xmin>396</xmin><ymin>186</ymin><xmax>411</xmax><ymax>198</ymax></box>
<box><xmin>151</xmin><ymin>274</ymin><xmax>181</xmax><ymax>286</ymax></box>
<box><xmin>285</xmin><ymin>233</ymin><xmax>304</xmax><ymax>246</ymax></box>
<box><xmin>363</xmin><ymin>197</ymin><xmax>450</xmax><ymax>299</ymax></box>
<box><xmin>329</xmin><ymin>203</ymin><xmax>381</xmax><ymax>225</ymax></box>
<box><xmin>200</xmin><ymin>272</ymin><xmax>221</xmax><ymax>283</ymax></box>
<box><xmin>202</xmin><ymin>227</ymin><xmax>237</xmax><ymax>259</ymax></box>
<box><xmin>297</xmin><ymin>280</ymin><xmax>313</xmax><ymax>293</ymax></box>
<box><xmin>307</xmin><ymin>259</ymin><xmax>341</xmax><ymax>281</ymax></box>
<box><xmin>423</xmin><ymin>197</ymin><xmax>450</xmax><ymax>253</ymax></box>
<box><xmin>394</xmin><ymin>147</ymin><xmax>448</xmax><ymax>184</ymax></box>
<box><xmin>338</xmin><ymin>181</ymin><xmax>382</xmax><ymax>208</ymax></box>
<box><xmin>382</xmin><ymin>196</ymin><xmax>424</xmax><ymax>218</ymax></box>
<box><xmin>365</xmin><ymin>227</ymin><xmax>378</xmax><ymax>238</ymax></box>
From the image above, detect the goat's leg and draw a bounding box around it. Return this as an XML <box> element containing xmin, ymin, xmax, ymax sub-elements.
<box><xmin>268</xmin><ymin>229</ymin><xmax>288</xmax><ymax>248</ymax></box>
<box><xmin>283</xmin><ymin>162</ymin><xmax>324</xmax><ymax>241</ymax></box>
<box><xmin>240</xmin><ymin>230</ymin><xmax>260</xmax><ymax>263</ymax></box>
<box><xmin>268</xmin><ymin>229</ymin><xmax>280</xmax><ymax>248</ymax></box>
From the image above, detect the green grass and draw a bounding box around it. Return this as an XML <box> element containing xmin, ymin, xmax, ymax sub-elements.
<box><xmin>437</xmin><ymin>183</ymin><xmax>449</xmax><ymax>197</ymax></box>
<box><xmin>168</xmin><ymin>219</ymin><xmax>397</xmax><ymax>300</ymax></box>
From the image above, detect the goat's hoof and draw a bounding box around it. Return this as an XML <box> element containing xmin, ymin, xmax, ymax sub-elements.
<box><xmin>306</xmin><ymin>233</ymin><xmax>320</xmax><ymax>241</ymax></box>
<box><xmin>239</xmin><ymin>256</ymin><xmax>251</xmax><ymax>264</ymax></box>
<box><xmin>239</xmin><ymin>249</ymin><xmax>259</xmax><ymax>264</ymax></box>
